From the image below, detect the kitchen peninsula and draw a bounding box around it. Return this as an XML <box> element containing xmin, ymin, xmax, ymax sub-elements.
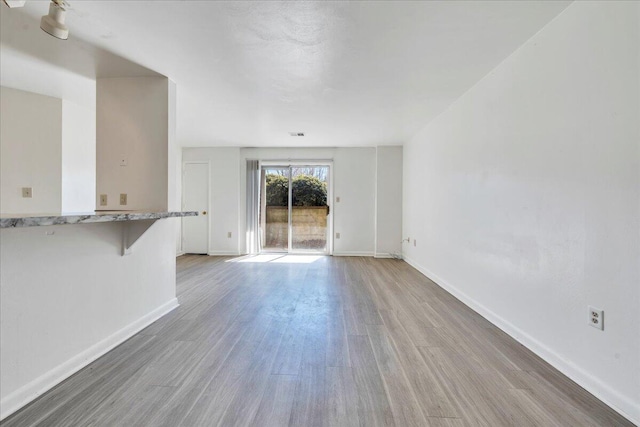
<box><xmin>0</xmin><ymin>211</ymin><xmax>196</xmax><ymax>418</ymax></box>
<box><xmin>1</xmin><ymin>76</ymin><xmax>185</xmax><ymax>419</ymax></box>
<box><xmin>1</xmin><ymin>210</ymin><xmax>197</xmax><ymax>228</ymax></box>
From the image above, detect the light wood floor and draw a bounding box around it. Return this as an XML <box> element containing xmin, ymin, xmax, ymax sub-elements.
<box><xmin>2</xmin><ymin>255</ymin><xmax>632</xmax><ymax>427</ymax></box>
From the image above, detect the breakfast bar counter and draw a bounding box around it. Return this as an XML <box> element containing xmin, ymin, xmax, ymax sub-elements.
<box><xmin>0</xmin><ymin>210</ymin><xmax>197</xmax><ymax>228</ymax></box>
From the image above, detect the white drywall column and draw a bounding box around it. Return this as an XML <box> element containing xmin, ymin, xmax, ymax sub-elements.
<box><xmin>167</xmin><ymin>80</ymin><xmax>179</xmax><ymax>211</ymax></box>
<box><xmin>174</xmin><ymin>146</ymin><xmax>183</xmax><ymax>254</ymax></box>
<box><xmin>61</xmin><ymin>100</ymin><xmax>96</xmax><ymax>213</ymax></box>
<box><xmin>96</xmin><ymin>77</ymin><xmax>172</xmax><ymax>211</ymax></box>
<box><xmin>403</xmin><ymin>1</ymin><xmax>639</xmax><ymax>422</ymax></box>
<box><xmin>166</xmin><ymin>80</ymin><xmax>183</xmax><ymax>253</ymax></box>
<box><xmin>375</xmin><ymin>146</ymin><xmax>403</xmax><ymax>257</ymax></box>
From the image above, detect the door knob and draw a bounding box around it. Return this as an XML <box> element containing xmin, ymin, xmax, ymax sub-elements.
<box><xmin>202</xmin><ymin>211</ymin><xmax>207</xmax><ymax>215</ymax></box>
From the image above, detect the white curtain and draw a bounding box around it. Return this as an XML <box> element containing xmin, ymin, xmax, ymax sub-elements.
<box><xmin>245</xmin><ymin>160</ymin><xmax>260</xmax><ymax>254</ymax></box>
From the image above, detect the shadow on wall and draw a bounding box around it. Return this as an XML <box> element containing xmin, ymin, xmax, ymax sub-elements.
<box><xmin>0</xmin><ymin>5</ymin><xmax>159</xmax><ymax>79</ymax></box>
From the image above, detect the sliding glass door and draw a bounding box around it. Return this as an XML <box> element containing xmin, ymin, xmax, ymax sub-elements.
<box><xmin>290</xmin><ymin>166</ymin><xmax>329</xmax><ymax>252</ymax></box>
<box><xmin>261</xmin><ymin>166</ymin><xmax>290</xmax><ymax>252</ymax></box>
<box><xmin>260</xmin><ymin>164</ymin><xmax>330</xmax><ymax>254</ymax></box>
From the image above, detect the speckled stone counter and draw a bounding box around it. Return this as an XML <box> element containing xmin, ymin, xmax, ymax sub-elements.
<box><xmin>0</xmin><ymin>211</ymin><xmax>198</xmax><ymax>228</ymax></box>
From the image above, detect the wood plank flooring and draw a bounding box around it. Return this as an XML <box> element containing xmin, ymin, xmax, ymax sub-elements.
<box><xmin>2</xmin><ymin>255</ymin><xmax>633</xmax><ymax>426</ymax></box>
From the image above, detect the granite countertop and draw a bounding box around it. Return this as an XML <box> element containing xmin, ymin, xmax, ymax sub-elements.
<box><xmin>0</xmin><ymin>211</ymin><xmax>198</xmax><ymax>228</ymax></box>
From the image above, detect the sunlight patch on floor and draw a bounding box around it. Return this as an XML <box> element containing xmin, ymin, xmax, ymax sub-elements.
<box><xmin>226</xmin><ymin>254</ymin><xmax>324</xmax><ymax>264</ymax></box>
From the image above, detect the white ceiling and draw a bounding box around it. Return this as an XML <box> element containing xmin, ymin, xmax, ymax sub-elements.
<box><xmin>1</xmin><ymin>1</ymin><xmax>571</xmax><ymax>147</ymax></box>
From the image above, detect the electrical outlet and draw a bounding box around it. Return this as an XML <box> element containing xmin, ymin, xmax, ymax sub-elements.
<box><xmin>22</xmin><ymin>187</ymin><xmax>32</xmax><ymax>198</ymax></box>
<box><xmin>120</xmin><ymin>157</ymin><xmax>128</xmax><ymax>167</ymax></box>
<box><xmin>100</xmin><ymin>194</ymin><xmax>108</xmax><ymax>206</ymax></box>
<box><xmin>120</xmin><ymin>193</ymin><xmax>127</xmax><ymax>205</ymax></box>
<box><xmin>336</xmin><ymin>232</ymin><xmax>341</xmax><ymax>239</ymax></box>
<box><xmin>588</xmin><ymin>306</ymin><xmax>604</xmax><ymax>330</ymax></box>
<box><xmin>413</xmin><ymin>239</ymin><xmax>417</xmax><ymax>247</ymax></box>
<box><xmin>227</xmin><ymin>232</ymin><xmax>232</xmax><ymax>238</ymax></box>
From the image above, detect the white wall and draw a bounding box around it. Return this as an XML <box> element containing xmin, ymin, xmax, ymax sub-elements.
<box><xmin>403</xmin><ymin>1</ymin><xmax>639</xmax><ymax>423</ymax></box>
<box><xmin>183</xmin><ymin>147</ymin><xmax>241</xmax><ymax>255</ymax></box>
<box><xmin>332</xmin><ymin>148</ymin><xmax>376</xmax><ymax>256</ymax></box>
<box><xmin>375</xmin><ymin>146</ymin><xmax>403</xmax><ymax>257</ymax></box>
<box><xmin>1</xmin><ymin>39</ymin><xmax>97</xmax><ymax>215</ymax></box>
<box><xmin>0</xmin><ymin>220</ymin><xmax>179</xmax><ymax>420</ymax></box>
<box><xmin>181</xmin><ymin>146</ymin><xmax>381</xmax><ymax>256</ymax></box>
<box><xmin>239</xmin><ymin>147</ymin><xmax>337</xmax><ymax>255</ymax></box>
<box><xmin>239</xmin><ymin>147</ymin><xmax>377</xmax><ymax>256</ymax></box>
<box><xmin>0</xmin><ymin>87</ymin><xmax>62</xmax><ymax>214</ymax></box>
<box><xmin>1</xmin><ymin>88</ymin><xmax>97</xmax><ymax>215</ymax></box>
<box><xmin>96</xmin><ymin>77</ymin><xmax>170</xmax><ymax>211</ymax></box>
<box><xmin>0</xmin><ymin>47</ymin><xmax>96</xmax><ymax>110</ymax></box>
<box><xmin>61</xmin><ymin>100</ymin><xmax>96</xmax><ymax>213</ymax></box>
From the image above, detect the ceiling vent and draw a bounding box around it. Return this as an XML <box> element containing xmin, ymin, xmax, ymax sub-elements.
<box><xmin>289</xmin><ymin>132</ymin><xmax>305</xmax><ymax>137</ymax></box>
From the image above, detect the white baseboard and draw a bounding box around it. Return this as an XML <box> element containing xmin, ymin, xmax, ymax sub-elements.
<box><xmin>374</xmin><ymin>253</ymin><xmax>392</xmax><ymax>258</ymax></box>
<box><xmin>0</xmin><ymin>298</ymin><xmax>179</xmax><ymax>421</ymax></box>
<box><xmin>333</xmin><ymin>251</ymin><xmax>374</xmax><ymax>257</ymax></box>
<box><xmin>176</xmin><ymin>251</ymin><xmax>185</xmax><ymax>257</ymax></box>
<box><xmin>402</xmin><ymin>256</ymin><xmax>639</xmax><ymax>425</ymax></box>
<box><xmin>208</xmin><ymin>251</ymin><xmax>240</xmax><ymax>256</ymax></box>
<box><xmin>374</xmin><ymin>253</ymin><xmax>403</xmax><ymax>259</ymax></box>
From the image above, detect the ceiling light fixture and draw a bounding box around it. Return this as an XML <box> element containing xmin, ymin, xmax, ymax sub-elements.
<box><xmin>40</xmin><ymin>0</ymin><xmax>69</xmax><ymax>40</ymax></box>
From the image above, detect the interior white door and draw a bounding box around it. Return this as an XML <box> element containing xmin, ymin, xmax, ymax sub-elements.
<box><xmin>182</xmin><ymin>162</ymin><xmax>209</xmax><ymax>254</ymax></box>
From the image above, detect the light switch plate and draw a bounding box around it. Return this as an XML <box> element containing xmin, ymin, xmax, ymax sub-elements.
<box><xmin>100</xmin><ymin>194</ymin><xmax>108</xmax><ymax>206</ymax></box>
<box><xmin>120</xmin><ymin>193</ymin><xmax>127</xmax><ymax>205</ymax></box>
<box><xmin>22</xmin><ymin>187</ymin><xmax>32</xmax><ymax>198</ymax></box>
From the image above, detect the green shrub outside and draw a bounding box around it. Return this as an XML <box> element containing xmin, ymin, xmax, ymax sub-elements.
<box><xmin>265</xmin><ymin>174</ymin><xmax>327</xmax><ymax>207</ymax></box>
<box><xmin>265</xmin><ymin>174</ymin><xmax>289</xmax><ymax>206</ymax></box>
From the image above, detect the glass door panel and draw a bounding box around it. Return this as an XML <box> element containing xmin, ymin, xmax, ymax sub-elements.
<box><xmin>291</xmin><ymin>166</ymin><xmax>329</xmax><ymax>253</ymax></box>
<box><xmin>260</xmin><ymin>167</ymin><xmax>290</xmax><ymax>252</ymax></box>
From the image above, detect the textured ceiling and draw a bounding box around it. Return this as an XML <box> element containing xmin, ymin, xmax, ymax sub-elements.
<box><xmin>1</xmin><ymin>1</ymin><xmax>571</xmax><ymax>147</ymax></box>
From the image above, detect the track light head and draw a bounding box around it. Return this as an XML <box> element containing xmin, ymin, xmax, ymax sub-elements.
<box><xmin>40</xmin><ymin>0</ymin><xmax>69</xmax><ymax>40</ymax></box>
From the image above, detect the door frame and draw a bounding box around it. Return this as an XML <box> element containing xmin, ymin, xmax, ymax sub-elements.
<box><xmin>181</xmin><ymin>160</ymin><xmax>210</xmax><ymax>255</ymax></box>
<box><xmin>259</xmin><ymin>160</ymin><xmax>333</xmax><ymax>255</ymax></box>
